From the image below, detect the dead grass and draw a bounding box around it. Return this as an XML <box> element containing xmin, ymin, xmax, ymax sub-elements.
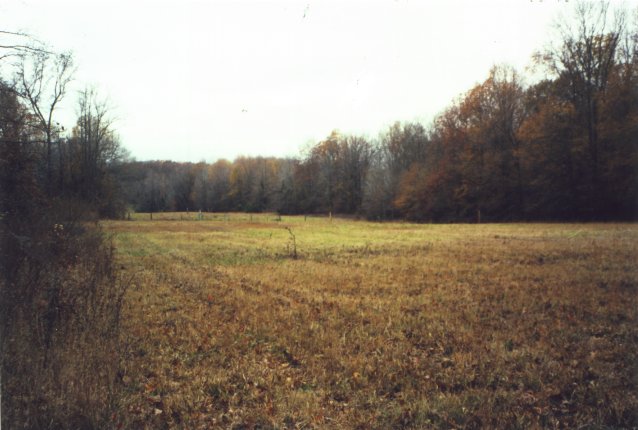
<box><xmin>1</xmin><ymin>224</ymin><xmax>127</xmax><ymax>429</ymax></box>
<box><xmin>104</xmin><ymin>215</ymin><xmax>638</xmax><ymax>429</ymax></box>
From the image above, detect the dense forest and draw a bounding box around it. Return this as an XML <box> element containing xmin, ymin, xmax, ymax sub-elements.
<box><xmin>1</xmin><ymin>5</ymin><xmax>636</xmax><ymax>224</ymax></box>
<box><xmin>2</xmin><ymin>4</ymin><xmax>636</xmax><ymax>223</ymax></box>
<box><xmin>120</xmin><ymin>5</ymin><xmax>638</xmax><ymax>222</ymax></box>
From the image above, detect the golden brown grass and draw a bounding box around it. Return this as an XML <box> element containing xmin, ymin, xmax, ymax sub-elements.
<box><xmin>104</xmin><ymin>214</ymin><xmax>638</xmax><ymax>429</ymax></box>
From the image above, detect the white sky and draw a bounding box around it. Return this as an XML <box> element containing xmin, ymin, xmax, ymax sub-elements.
<box><xmin>1</xmin><ymin>0</ymin><xmax>578</xmax><ymax>162</ymax></box>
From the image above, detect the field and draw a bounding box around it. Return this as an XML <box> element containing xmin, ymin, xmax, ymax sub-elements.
<box><xmin>104</xmin><ymin>214</ymin><xmax>638</xmax><ymax>429</ymax></box>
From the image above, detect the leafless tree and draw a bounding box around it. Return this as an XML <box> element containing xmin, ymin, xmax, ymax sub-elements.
<box><xmin>70</xmin><ymin>87</ymin><xmax>125</xmax><ymax>201</ymax></box>
<box><xmin>13</xmin><ymin>45</ymin><xmax>74</xmax><ymax>183</ymax></box>
<box><xmin>541</xmin><ymin>1</ymin><xmax>626</xmax><ymax>200</ymax></box>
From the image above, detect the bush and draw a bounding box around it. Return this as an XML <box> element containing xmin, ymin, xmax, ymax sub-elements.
<box><xmin>1</xmin><ymin>203</ymin><xmax>127</xmax><ymax>428</ymax></box>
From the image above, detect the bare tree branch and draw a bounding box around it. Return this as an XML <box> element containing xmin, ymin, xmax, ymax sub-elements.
<box><xmin>13</xmin><ymin>48</ymin><xmax>74</xmax><ymax>182</ymax></box>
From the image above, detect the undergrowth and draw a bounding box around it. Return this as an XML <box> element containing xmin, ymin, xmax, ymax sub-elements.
<box><xmin>1</xmin><ymin>203</ymin><xmax>128</xmax><ymax>429</ymax></box>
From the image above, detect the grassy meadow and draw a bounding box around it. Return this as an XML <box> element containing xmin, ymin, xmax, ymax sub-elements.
<box><xmin>104</xmin><ymin>214</ymin><xmax>638</xmax><ymax>429</ymax></box>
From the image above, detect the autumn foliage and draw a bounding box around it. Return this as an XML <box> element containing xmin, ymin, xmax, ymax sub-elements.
<box><xmin>121</xmin><ymin>4</ymin><xmax>637</xmax><ymax>222</ymax></box>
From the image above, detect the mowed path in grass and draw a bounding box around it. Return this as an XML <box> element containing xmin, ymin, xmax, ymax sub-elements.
<box><xmin>104</xmin><ymin>215</ymin><xmax>638</xmax><ymax>429</ymax></box>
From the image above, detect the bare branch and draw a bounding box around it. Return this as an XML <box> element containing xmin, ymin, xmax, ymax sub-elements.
<box><xmin>0</xmin><ymin>30</ymin><xmax>53</xmax><ymax>58</ymax></box>
<box><xmin>11</xmin><ymin>46</ymin><xmax>74</xmax><ymax>182</ymax></box>
<box><xmin>0</xmin><ymin>30</ymin><xmax>29</xmax><ymax>37</ymax></box>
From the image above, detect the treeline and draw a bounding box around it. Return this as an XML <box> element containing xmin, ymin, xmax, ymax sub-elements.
<box><xmin>123</xmin><ymin>4</ymin><xmax>638</xmax><ymax>222</ymax></box>
<box><xmin>2</xmin><ymin>40</ymin><xmax>128</xmax><ymax>217</ymax></box>
<box><xmin>1</xmin><ymin>36</ymin><xmax>126</xmax><ymax>427</ymax></box>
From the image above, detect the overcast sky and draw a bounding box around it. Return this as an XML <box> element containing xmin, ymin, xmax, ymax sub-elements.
<box><xmin>2</xmin><ymin>0</ymin><xmax>578</xmax><ymax>162</ymax></box>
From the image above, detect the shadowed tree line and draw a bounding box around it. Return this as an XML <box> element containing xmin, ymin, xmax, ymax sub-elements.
<box><xmin>122</xmin><ymin>3</ymin><xmax>637</xmax><ymax>221</ymax></box>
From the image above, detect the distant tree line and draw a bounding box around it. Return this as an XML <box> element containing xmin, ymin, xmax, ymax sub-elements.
<box><xmin>122</xmin><ymin>3</ymin><xmax>637</xmax><ymax>221</ymax></box>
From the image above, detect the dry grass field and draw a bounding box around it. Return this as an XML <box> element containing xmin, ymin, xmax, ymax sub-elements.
<box><xmin>104</xmin><ymin>214</ymin><xmax>638</xmax><ymax>429</ymax></box>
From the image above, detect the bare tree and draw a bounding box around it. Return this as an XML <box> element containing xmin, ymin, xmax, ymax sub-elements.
<box><xmin>14</xmin><ymin>46</ymin><xmax>74</xmax><ymax>183</ymax></box>
<box><xmin>70</xmin><ymin>87</ymin><xmax>124</xmax><ymax>203</ymax></box>
<box><xmin>540</xmin><ymin>2</ymin><xmax>626</xmax><ymax>207</ymax></box>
